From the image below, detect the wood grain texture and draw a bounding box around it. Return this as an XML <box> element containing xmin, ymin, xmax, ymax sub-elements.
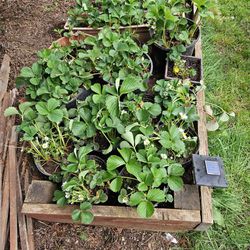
<box><xmin>174</xmin><ymin>185</ymin><xmax>200</xmax><ymax>210</ymax></box>
<box><xmin>22</xmin><ymin>203</ymin><xmax>201</xmax><ymax>232</ymax></box>
<box><xmin>0</xmin><ymin>54</ymin><xmax>11</xmax><ymax>102</ymax></box>
<box><xmin>17</xmin><ymin>161</ymin><xmax>29</xmax><ymax>250</ymax></box>
<box><xmin>195</xmin><ymin>39</ymin><xmax>213</xmax><ymax>231</ymax></box>
<box><xmin>9</xmin><ymin>126</ymin><xmax>18</xmax><ymax>250</ymax></box>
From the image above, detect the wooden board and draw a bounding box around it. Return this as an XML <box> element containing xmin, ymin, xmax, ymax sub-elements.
<box><xmin>194</xmin><ymin>39</ymin><xmax>213</xmax><ymax>231</ymax></box>
<box><xmin>9</xmin><ymin>127</ymin><xmax>18</xmax><ymax>250</ymax></box>
<box><xmin>22</xmin><ymin>203</ymin><xmax>200</xmax><ymax>232</ymax></box>
<box><xmin>0</xmin><ymin>54</ymin><xmax>11</xmax><ymax>102</ymax></box>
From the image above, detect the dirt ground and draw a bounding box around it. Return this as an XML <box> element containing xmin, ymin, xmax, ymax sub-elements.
<box><xmin>0</xmin><ymin>1</ymin><xmax>190</xmax><ymax>249</ymax></box>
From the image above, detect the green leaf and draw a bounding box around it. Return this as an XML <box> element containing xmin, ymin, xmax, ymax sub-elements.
<box><xmin>137</xmin><ymin>201</ymin><xmax>154</xmax><ymax>218</ymax></box>
<box><xmin>122</xmin><ymin>131</ymin><xmax>134</xmax><ymax>146</ymax></box>
<box><xmin>71</xmin><ymin>209</ymin><xmax>81</xmax><ymax>221</ymax></box>
<box><xmin>118</xmin><ymin>148</ymin><xmax>132</xmax><ymax>163</ymax></box>
<box><xmin>72</xmin><ymin>121</ymin><xmax>86</xmax><ymax>137</ymax></box>
<box><xmin>167</xmin><ymin>176</ymin><xmax>184</xmax><ymax>191</ymax></box>
<box><xmin>110</xmin><ymin>177</ymin><xmax>123</xmax><ymax>192</ymax></box>
<box><xmin>4</xmin><ymin>107</ymin><xmax>20</xmax><ymax>116</ymax></box>
<box><xmin>19</xmin><ymin>102</ymin><xmax>33</xmax><ymax>113</ymax></box>
<box><xmin>80</xmin><ymin>202</ymin><xmax>92</xmax><ymax>211</ymax></box>
<box><xmin>48</xmin><ymin>109</ymin><xmax>64</xmax><ymax>123</ymax></box>
<box><xmin>30</xmin><ymin>77</ymin><xmax>40</xmax><ymax>85</ymax></box>
<box><xmin>148</xmin><ymin>103</ymin><xmax>162</xmax><ymax>116</ymax></box>
<box><xmin>126</xmin><ymin>160</ymin><xmax>142</xmax><ymax>178</ymax></box>
<box><xmin>120</xmin><ymin>75</ymin><xmax>142</xmax><ymax>95</ymax></box>
<box><xmin>79</xmin><ymin>146</ymin><xmax>92</xmax><ymax>158</ymax></box>
<box><xmin>32</xmin><ymin>62</ymin><xmax>42</xmax><ymax>75</ymax></box>
<box><xmin>129</xmin><ymin>192</ymin><xmax>145</xmax><ymax>206</ymax></box>
<box><xmin>107</xmin><ymin>155</ymin><xmax>125</xmax><ymax>171</ymax></box>
<box><xmin>35</xmin><ymin>102</ymin><xmax>48</xmax><ymax>115</ymax></box>
<box><xmin>147</xmin><ymin>189</ymin><xmax>165</xmax><ymax>202</ymax></box>
<box><xmin>138</xmin><ymin>182</ymin><xmax>148</xmax><ymax>192</ymax></box>
<box><xmin>105</xmin><ymin>95</ymin><xmax>119</xmax><ymax>118</ymax></box>
<box><xmin>47</xmin><ymin>98</ymin><xmax>60</xmax><ymax>111</ymax></box>
<box><xmin>91</xmin><ymin>83</ymin><xmax>102</xmax><ymax>94</ymax></box>
<box><xmin>80</xmin><ymin>211</ymin><xmax>94</xmax><ymax>224</ymax></box>
<box><xmin>168</xmin><ymin>164</ymin><xmax>185</xmax><ymax>176</ymax></box>
<box><xmin>20</xmin><ymin>67</ymin><xmax>34</xmax><ymax>78</ymax></box>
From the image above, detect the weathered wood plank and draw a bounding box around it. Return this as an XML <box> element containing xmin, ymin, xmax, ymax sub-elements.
<box><xmin>26</xmin><ymin>217</ymin><xmax>35</xmax><ymax>250</ymax></box>
<box><xmin>195</xmin><ymin>39</ymin><xmax>213</xmax><ymax>231</ymax></box>
<box><xmin>174</xmin><ymin>185</ymin><xmax>200</xmax><ymax>210</ymax></box>
<box><xmin>22</xmin><ymin>203</ymin><xmax>200</xmax><ymax>232</ymax></box>
<box><xmin>1</xmin><ymin>155</ymin><xmax>10</xmax><ymax>249</ymax></box>
<box><xmin>17</xmin><ymin>160</ymin><xmax>29</xmax><ymax>250</ymax></box>
<box><xmin>0</xmin><ymin>54</ymin><xmax>11</xmax><ymax>102</ymax></box>
<box><xmin>9</xmin><ymin>126</ymin><xmax>18</xmax><ymax>250</ymax></box>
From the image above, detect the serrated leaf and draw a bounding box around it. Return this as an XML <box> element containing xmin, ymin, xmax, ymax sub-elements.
<box><xmin>167</xmin><ymin>176</ymin><xmax>184</xmax><ymax>191</ymax></box>
<box><xmin>4</xmin><ymin>107</ymin><xmax>20</xmax><ymax>117</ymax></box>
<box><xmin>118</xmin><ymin>148</ymin><xmax>132</xmax><ymax>163</ymax></box>
<box><xmin>47</xmin><ymin>98</ymin><xmax>60</xmax><ymax>111</ymax></box>
<box><xmin>129</xmin><ymin>192</ymin><xmax>144</xmax><ymax>206</ymax></box>
<box><xmin>35</xmin><ymin>102</ymin><xmax>48</xmax><ymax>115</ymax></box>
<box><xmin>71</xmin><ymin>209</ymin><xmax>81</xmax><ymax>221</ymax></box>
<box><xmin>80</xmin><ymin>211</ymin><xmax>94</xmax><ymax>224</ymax></box>
<box><xmin>48</xmin><ymin>109</ymin><xmax>64</xmax><ymax>123</ymax></box>
<box><xmin>137</xmin><ymin>201</ymin><xmax>154</xmax><ymax>218</ymax></box>
<box><xmin>138</xmin><ymin>182</ymin><xmax>148</xmax><ymax>192</ymax></box>
<box><xmin>107</xmin><ymin>155</ymin><xmax>125</xmax><ymax>171</ymax></box>
<box><xmin>147</xmin><ymin>189</ymin><xmax>165</xmax><ymax>202</ymax></box>
<box><xmin>105</xmin><ymin>95</ymin><xmax>119</xmax><ymax>118</ymax></box>
<box><xmin>120</xmin><ymin>75</ymin><xmax>142</xmax><ymax>95</ymax></box>
<box><xmin>80</xmin><ymin>202</ymin><xmax>92</xmax><ymax>211</ymax></box>
<box><xmin>91</xmin><ymin>83</ymin><xmax>102</xmax><ymax>94</ymax></box>
<box><xmin>20</xmin><ymin>67</ymin><xmax>34</xmax><ymax>78</ymax></box>
<box><xmin>110</xmin><ymin>177</ymin><xmax>123</xmax><ymax>192</ymax></box>
<box><xmin>122</xmin><ymin>131</ymin><xmax>134</xmax><ymax>146</ymax></box>
<box><xmin>126</xmin><ymin>160</ymin><xmax>142</xmax><ymax>178</ymax></box>
<box><xmin>168</xmin><ymin>164</ymin><xmax>185</xmax><ymax>176</ymax></box>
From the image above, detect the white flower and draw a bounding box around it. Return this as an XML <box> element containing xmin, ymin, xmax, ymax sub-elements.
<box><xmin>121</xmin><ymin>110</ymin><xmax>128</xmax><ymax>115</ymax></box>
<box><xmin>144</xmin><ymin>139</ymin><xmax>150</xmax><ymax>146</ymax></box>
<box><xmin>179</xmin><ymin>112</ymin><xmax>188</xmax><ymax>120</ymax></box>
<box><xmin>160</xmin><ymin>154</ymin><xmax>168</xmax><ymax>160</ymax></box>
<box><xmin>122</xmin><ymin>197</ymin><xmax>128</xmax><ymax>203</ymax></box>
<box><xmin>65</xmin><ymin>192</ymin><xmax>70</xmax><ymax>199</ymax></box>
<box><xmin>42</xmin><ymin>142</ymin><xmax>49</xmax><ymax>149</ymax></box>
<box><xmin>78</xmin><ymin>194</ymin><xmax>84</xmax><ymax>201</ymax></box>
<box><xmin>178</xmin><ymin>128</ymin><xmax>184</xmax><ymax>134</ymax></box>
<box><xmin>44</xmin><ymin>136</ymin><xmax>50</xmax><ymax>141</ymax></box>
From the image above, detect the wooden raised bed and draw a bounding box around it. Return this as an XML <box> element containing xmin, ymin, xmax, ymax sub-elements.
<box><xmin>20</xmin><ymin>39</ymin><xmax>213</xmax><ymax>232</ymax></box>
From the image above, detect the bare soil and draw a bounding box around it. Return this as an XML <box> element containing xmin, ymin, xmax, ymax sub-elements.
<box><xmin>0</xmin><ymin>1</ymin><xmax>191</xmax><ymax>249</ymax></box>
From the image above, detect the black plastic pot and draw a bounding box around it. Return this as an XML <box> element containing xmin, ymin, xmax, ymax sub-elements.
<box><xmin>66</xmin><ymin>87</ymin><xmax>92</xmax><ymax>109</ymax></box>
<box><xmin>149</xmin><ymin>21</ymin><xmax>200</xmax><ymax>56</ymax></box>
<box><xmin>33</xmin><ymin>158</ymin><xmax>59</xmax><ymax>177</ymax></box>
<box><xmin>165</xmin><ymin>55</ymin><xmax>203</xmax><ymax>85</ymax></box>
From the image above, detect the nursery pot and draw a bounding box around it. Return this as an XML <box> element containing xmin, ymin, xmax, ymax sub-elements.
<box><xmin>165</xmin><ymin>55</ymin><xmax>203</xmax><ymax>85</ymax></box>
<box><xmin>33</xmin><ymin>158</ymin><xmax>59</xmax><ymax>177</ymax></box>
<box><xmin>66</xmin><ymin>87</ymin><xmax>92</xmax><ymax>109</ymax></box>
<box><xmin>149</xmin><ymin>20</ymin><xmax>200</xmax><ymax>56</ymax></box>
